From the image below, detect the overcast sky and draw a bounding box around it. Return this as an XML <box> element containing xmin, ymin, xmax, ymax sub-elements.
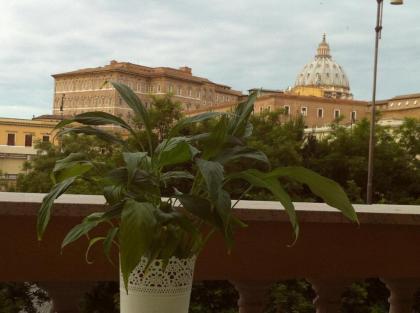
<box><xmin>0</xmin><ymin>0</ymin><xmax>419</xmax><ymax>118</ymax></box>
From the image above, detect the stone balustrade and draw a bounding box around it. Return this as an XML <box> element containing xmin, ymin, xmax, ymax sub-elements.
<box><xmin>0</xmin><ymin>192</ymin><xmax>419</xmax><ymax>313</ymax></box>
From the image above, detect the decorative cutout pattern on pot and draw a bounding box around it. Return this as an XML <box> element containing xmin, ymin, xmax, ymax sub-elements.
<box><xmin>123</xmin><ymin>256</ymin><xmax>196</xmax><ymax>296</ymax></box>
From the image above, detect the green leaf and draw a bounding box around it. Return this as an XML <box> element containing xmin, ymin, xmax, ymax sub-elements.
<box><xmin>73</xmin><ymin>111</ymin><xmax>134</xmax><ymax>131</ymax></box>
<box><xmin>228</xmin><ymin>92</ymin><xmax>258</xmax><ymax>137</ymax></box>
<box><xmin>201</xmin><ymin>116</ymin><xmax>229</xmax><ymax>160</ymax></box>
<box><xmin>215</xmin><ymin>146</ymin><xmax>270</xmax><ymax>165</ymax></box>
<box><xmin>103</xmin><ymin>185</ymin><xmax>126</xmax><ymax>205</ymax></box>
<box><xmin>229</xmin><ymin>169</ymin><xmax>298</xmax><ymax>238</ymax></box>
<box><xmin>53</xmin><ymin>153</ymin><xmax>87</xmax><ymax>172</ymax></box>
<box><xmin>161</xmin><ymin>171</ymin><xmax>194</xmax><ymax>184</ymax></box>
<box><xmin>61</xmin><ymin>212</ymin><xmax>105</xmax><ymax>249</ymax></box>
<box><xmin>156</xmin><ymin>137</ymin><xmax>196</xmax><ymax>168</ymax></box>
<box><xmin>85</xmin><ymin>236</ymin><xmax>106</xmax><ymax>264</ymax></box>
<box><xmin>123</xmin><ymin>152</ymin><xmax>148</xmax><ymax>183</ymax></box>
<box><xmin>52</xmin><ymin>153</ymin><xmax>93</xmax><ymax>182</ymax></box>
<box><xmin>195</xmin><ymin>158</ymin><xmax>224</xmax><ymax>203</ymax></box>
<box><xmin>169</xmin><ymin>111</ymin><xmax>227</xmax><ymax>138</ymax></box>
<box><xmin>58</xmin><ymin>126</ymin><xmax>125</xmax><ymax>145</ymax></box>
<box><xmin>268</xmin><ymin>167</ymin><xmax>358</xmax><ymax>223</ymax></box>
<box><xmin>55</xmin><ymin>163</ymin><xmax>93</xmax><ymax>182</ymax></box>
<box><xmin>104</xmin><ymin>227</ymin><xmax>119</xmax><ymax>264</ymax></box>
<box><xmin>37</xmin><ymin>177</ymin><xmax>76</xmax><ymax>240</ymax></box>
<box><xmin>111</xmin><ymin>81</ymin><xmax>153</xmax><ymax>153</ymax></box>
<box><xmin>54</xmin><ymin>118</ymin><xmax>74</xmax><ymax>130</ymax></box>
<box><xmin>176</xmin><ymin>193</ymin><xmax>219</xmax><ymax>226</ymax></box>
<box><xmin>119</xmin><ymin>200</ymin><xmax>157</xmax><ymax>292</ymax></box>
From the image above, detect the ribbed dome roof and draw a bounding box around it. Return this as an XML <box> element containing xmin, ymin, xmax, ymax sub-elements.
<box><xmin>295</xmin><ymin>35</ymin><xmax>350</xmax><ymax>90</ymax></box>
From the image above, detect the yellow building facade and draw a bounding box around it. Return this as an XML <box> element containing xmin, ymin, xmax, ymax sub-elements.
<box><xmin>0</xmin><ymin>117</ymin><xmax>58</xmax><ymax>184</ymax></box>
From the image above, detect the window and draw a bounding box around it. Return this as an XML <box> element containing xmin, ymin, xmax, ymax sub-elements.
<box><xmin>351</xmin><ymin>111</ymin><xmax>357</xmax><ymax>122</ymax></box>
<box><xmin>25</xmin><ymin>134</ymin><xmax>32</xmax><ymax>147</ymax></box>
<box><xmin>7</xmin><ymin>133</ymin><xmax>15</xmax><ymax>146</ymax></box>
<box><xmin>317</xmin><ymin>108</ymin><xmax>324</xmax><ymax>118</ymax></box>
<box><xmin>284</xmin><ymin>105</ymin><xmax>290</xmax><ymax>115</ymax></box>
<box><xmin>267</xmin><ymin>106</ymin><xmax>271</xmax><ymax>112</ymax></box>
<box><xmin>334</xmin><ymin>109</ymin><xmax>341</xmax><ymax>119</ymax></box>
<box><xmin>405</xmin><ymin>101</ymin><xmax>409</xmax><ymax>106</ymax></box>
<box><xmin>157</xmin><ymin>85</ymin><xmax>161</xmax><ymax>92</ymax></box>
<box><xmin>188</xmin><ymin>88</ymin><xmax>192</xmax><ymax>97</ymax></box>
<box><xmin>301</xmin><ymin>107</ymin><xmax>308</xmax><ymax>116</ymax></box>
<box><xmin>42</xmin><ymin>135</ymin><xmax>50</xmax><ymax>142</ymax></box>
<box><xmin>169</xmin><ymin>85</ymin><xmax>173</xmax><ymax>93</ymax></box>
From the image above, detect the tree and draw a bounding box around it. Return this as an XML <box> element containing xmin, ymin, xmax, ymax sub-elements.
<box><xmin>0</xmin><ymin>283</ymin><xmax>49</xmax><ymax>313</ymax></box>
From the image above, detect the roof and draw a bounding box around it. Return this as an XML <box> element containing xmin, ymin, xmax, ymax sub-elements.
<box><xmin>261</xmin><ymin>92</ymin><xmax>367</xmax><ymax>106</ymax></box>
<box><xmin>52</xmin><ymin>61</ymin><xmax>242</xmax><ymax>96</ymax></box>
<box><xmin>295</xmin><ymin>35</ymin><xmax>350</xmax><ymax>90</ymax></box>
<box><xmin>390</xmin><ymin>93</ymin><xmax>420</xmax><ymax>101</ymax></box>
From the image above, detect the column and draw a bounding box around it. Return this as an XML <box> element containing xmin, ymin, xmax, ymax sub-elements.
<box><xmin>231</xmin><ymin>280</ymin><xmax>273</xmax><ymax>313</ymax></box>
<box><xmin>40</xmin><ymin>282</ymin><xmax>93</xmax><ymax>313</ymax></box>
<box><xmin>382</xmin><ymin>278</ymin><xmax>419</xmax><ymax>313</ymax></box>
<box><xmin>308</xmin><ymin>278</ymin><xmax>353</xmax><ymax>313</ymax></box>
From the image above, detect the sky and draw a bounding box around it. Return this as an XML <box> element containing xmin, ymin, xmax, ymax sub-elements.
<box><xmin>0</xmin><ymin>0</ymin><xmax>419</xmax><ymax>118</ymax></box>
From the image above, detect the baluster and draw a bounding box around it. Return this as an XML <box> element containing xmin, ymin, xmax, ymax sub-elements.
<box><xmin>231</xmin><ymin>280</ymin><xmax>273</xmax><ymax>313</ymax></box>
<box><xmin>382</xmin><ymin>278</ymin><xmax>419</xmax><ymax>313</ymax></box>
<box><xmin>40</xmin><ymin>282</ymin><xmax>93</xmax><ymax>313</ymax></box>
<box><xmin>309</xmin><ymin>278</ymin><xmax>353</xmax><ymax>313</ymax></box>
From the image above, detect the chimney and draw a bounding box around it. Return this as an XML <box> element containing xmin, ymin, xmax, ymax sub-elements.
<box><xmin>179</xmin><ymin>66</ymin><xmax>192</xmax><ymax>75</ymax></box>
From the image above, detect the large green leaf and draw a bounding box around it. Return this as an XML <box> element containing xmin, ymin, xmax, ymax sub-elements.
<box><xmin>119</xmin><ymin>200</ymin><xmax>157</xmax><ymax>292</ymax></box>
<box><xmin>52</xmin><ymin>153</ymin><xmax>93</xmax><ymax>182</ymax></box>
<box><xmin>228</xmin><ymin>92</ymin><xmax>257</xmax><ymax>137</ymax></box>
<box><xmin>104</xmin><ymin>227</ymin><xmax>119</xmax><ymax>264</ymax></box>
<box><xmin>228</xmin><ymin>169</ymin><xmax>299</xmax><ymax>238</ymax></box>
<box><xmin>58</xmin><ymin>126</ymin><xmax>125</xmax><ymax>145</ymax></box>
<box><xmin>176</xmin><ymin>193</ymin><xmax>220</xmax><ymax>227</ymax></box>
<box><xmin>161</xmin><ymin>171</ymin><xmax>194</xmax><ymax>184</ymax></box>
<box><xmin>201</xmin><ymin>116</ymin><xmax>229</xmax><ymax>160</ymax></box>
<box><xmin>156</xmin><ymin>137</ymin><xmax>196</xmax><ymax>168</ymax></box>
<box><xmin>267</xmin><ymin>167</ymin><xmax>358</xmax><ymax>223</ymax></box>
<box><xmin>73</xmin><ymin>111</ymin><xmax>133</xmax><ymax>131</ymax></box>
<box><xmin>37</xmin><ymin>177</ymin><xmax>76</xmax><ymax>240</ymax></box>
<box><xmin>55</xmin><ymin>163</ymin><xmax>93</xmax><ymax>183</ymax></box>
<box><xmin>195</xmin><ymin>158</ymin><xmax>224</xmax><ymax>203</ymax></box>
<box><xmin>103</xmin><ymin>185</ymin><xmax>126</xmax><ymax>205</ymax></box>
<box><xmin>61</xmin><ymin>212</ymin><xmax>105</xmax><ymax>249</ymax></box>
<box><xmin>169</xmin><ymin>112</ymin><xmax>226</xmax><ymax>138</ymax></box>
<box><xmin>111</xmin><ymin>81</ymin><xmax>153</xmax><ymax>153</ymax></box>
<box><xmin>123</xmin><ymin>152</ymin><xmax>148</xmax><ymax>183</ymax></box>
<box><xmin>215</xmin><ymin>146</ymin><xmax>270</xmax><ymax>165</ymax></box>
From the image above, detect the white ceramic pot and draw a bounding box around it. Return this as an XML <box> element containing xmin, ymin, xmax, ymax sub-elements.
<box><xmin>120</xmin><ymin>256</ymin><xmax>196</xmax><ymax>313</ymax></box>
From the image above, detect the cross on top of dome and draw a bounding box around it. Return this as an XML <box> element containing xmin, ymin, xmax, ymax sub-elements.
<box><xmin>316</xmin><ymin>33</ymin><xmax>331</xmax><ymax>59</ymax></box>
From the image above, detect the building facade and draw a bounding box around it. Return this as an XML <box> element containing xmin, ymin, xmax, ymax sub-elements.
<box><xmin>52</xmin><ymin>61</ymin><xmax>243</xmax><ymax>121</ymax></box>
<box><xmin>376</xmin><ymin>93</ymin><xmax>420</xmax><ymax>121</ymax></box>
<box><xmin>0</xmin><ymin>117</ymin><xmax>58</xmax><ymax>185</ymax></box>
<box><xmin>189</xmin><ymin>93</ymin><xmax>368</xmax><ymax>128</ymax></box>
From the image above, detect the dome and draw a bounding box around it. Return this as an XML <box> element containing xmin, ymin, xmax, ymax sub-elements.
<box><xmin>294</xmin><ymin>34</ymin><xmax>352</xmax><ymax>99</ymax></box>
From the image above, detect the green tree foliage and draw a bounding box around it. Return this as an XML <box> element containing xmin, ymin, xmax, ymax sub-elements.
<box><xmin>301</xmin><ymin>118</ymin><xmax>420</xmax><ymax>204</ymax></box>
<box><xmin>0</xmin><ymin>283</ymin><xmax>49</xmax><ymax>313</ymax></box>
<box><xmin>16</xmin><ymin>134</ymin><xmax>121</xmax><ymax>194</ymax></box>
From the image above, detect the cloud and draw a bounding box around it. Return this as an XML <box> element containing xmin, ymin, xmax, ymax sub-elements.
<box><xmin>0</xmin><ymin>0</ymin><xmax>419</xmax><ymax>118</ymax></box>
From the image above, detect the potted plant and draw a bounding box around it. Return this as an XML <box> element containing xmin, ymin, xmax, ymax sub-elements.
<box><xmin>37</xmin><ymin>82</ymin><xmax>358</xmax><ymax>313</ymax></box>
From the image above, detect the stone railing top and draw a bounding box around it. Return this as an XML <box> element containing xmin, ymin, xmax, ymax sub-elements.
<box><xmin>1</xmin><ymin>192</ymin><xmax>420</xmax><ymax>225</ymax></box>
